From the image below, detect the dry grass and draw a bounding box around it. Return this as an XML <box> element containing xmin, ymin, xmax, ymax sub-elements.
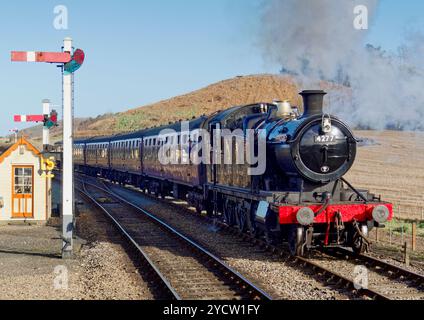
<box><xmin>82</xmin><ymin>74</ymin><xmax>302</xmax><ymax>136</ymax></box>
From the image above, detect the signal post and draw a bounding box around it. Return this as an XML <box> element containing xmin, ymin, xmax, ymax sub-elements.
<box><xmin>62</xmin><ymin>37</ymin><xmax>74</xmax><ymax>259</ymax></box>
<box><xmin>42</xmin><ymin>99</ymin><xmax>51</xmax><ymax>149</ymax></box>
<box><xmin>11</xmin><ymin>37</ymin><xmax>85</xmax><ymax>259</ymax></box>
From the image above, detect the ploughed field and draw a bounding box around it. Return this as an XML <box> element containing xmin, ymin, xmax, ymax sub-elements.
<box><xmin>346</xmin><ymin>130</ymin><xmax>424</xmax><ymax>221</ymax></box>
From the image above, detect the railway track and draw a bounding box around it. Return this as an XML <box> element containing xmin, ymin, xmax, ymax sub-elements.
<box><xmin>77</xmin><ymin>175</ymin><xmax>389</xmax><ymax>300</ymax></box>
<box><xmin>76</xmin><ymin>178</ymin><xmax>272</xmax><ymax>301</ymax></box>
<box><xmin>74</xmin><ymin>173</ymin><xmax>424</xmax><ymax>300</ymax></box>
<box><xmin>229</xmin><ymin>222</ymin><xmax>424</xmax><ymax>300</ymax></box>
<box><xmin>321</xmin><ymin>248</ymin><xmax>424</xmax><ymax>299</ymax></box>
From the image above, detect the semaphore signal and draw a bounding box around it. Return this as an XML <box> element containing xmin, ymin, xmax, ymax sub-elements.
<box><xmin>11</xmin><ymin>51</ymin><xmax>71</xmax><ymax>63</ymax></box>
<box><xmin>14</xmin><ymin>114</ymin><xmax>45</xmax><ymax>123</ymax></box>
<box><xmin>11</xmin><ymin>37</ymin><xmax>85</xmax><ymax>259</ymax></box>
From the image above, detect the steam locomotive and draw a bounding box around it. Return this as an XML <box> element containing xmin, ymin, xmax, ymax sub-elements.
<box><xmin>73</xmin><ymin>90</ymin><xmax>393</xmax><ymax>256</ymax></box>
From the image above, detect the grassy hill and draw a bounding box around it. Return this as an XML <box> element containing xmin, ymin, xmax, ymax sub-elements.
<box><xmin>22</xmin><ymin>74</ymin><xmax>302</xmax><ymax>142</ymax></box>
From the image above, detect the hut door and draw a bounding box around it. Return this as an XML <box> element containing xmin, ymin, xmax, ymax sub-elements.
<box><xmin>12</xmin><ymin>166</ymin><xmax>34</xmax><ymax>218</ymax></box>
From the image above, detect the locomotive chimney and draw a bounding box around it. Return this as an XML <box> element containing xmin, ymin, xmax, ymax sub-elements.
<box><xmin>300</xmin><ymin>90</ymin><xmax>327</xmax><ymax>117</ymax></box>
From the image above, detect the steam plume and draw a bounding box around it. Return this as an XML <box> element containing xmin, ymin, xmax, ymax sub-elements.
<box><xmin>259</xmin><ymin>0</ymin><xmax>424</xmax><ymax>130</ymax></box>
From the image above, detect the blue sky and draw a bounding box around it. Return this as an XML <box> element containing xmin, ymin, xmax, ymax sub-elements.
<box><xmin>0</xmin><ymin>0</ymin><xmax>423</xmax><ymax>135</ymax></box>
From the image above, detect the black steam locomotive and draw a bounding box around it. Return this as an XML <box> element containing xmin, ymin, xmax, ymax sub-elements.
<box><xmin>73</xmin><ymin>90</ymin><xmax>393</xmax><ymax>255</ymax></box>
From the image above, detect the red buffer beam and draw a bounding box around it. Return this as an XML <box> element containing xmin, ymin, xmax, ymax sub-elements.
<box><xmin>11</xmin><ymin>51</ymin><xmax>71</xmax><ymax>63</ymax></box>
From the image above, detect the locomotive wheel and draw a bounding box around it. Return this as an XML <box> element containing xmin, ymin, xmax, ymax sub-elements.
<box><xmin>206</xmin><ymin>203</ymin><xmax>214</xmax><ymax>218</ymax></box>
<box><xmin>245</xmin><ymin>204</ymin><xmax>258</xmax><ymax>237</ymax></box>
<box><xmin>351</xmin><ymin>224</ymin><xmax>368</xmax><ymax>255</ymax></box>
<box><xmin>195</xmin><ymin>204</ymin><xmax>202</xmax><ymax>215</ymax></box>
<box><xmin>288</xmin><ymin>225</ymin><xmax>305</xmax><ymax>256</ymax></box>
<box><xmin>265</xmin><ymin>231</ymin><xmax>278</xmax><ymax>245</ymax></box>
<box><xmin>246</xmin><ymin>216</ymin><xmax>258</xmax><ymax>238</ymax></box>
<box><xmin>352</xmin><ymin>238</ymin><xmax>366</xmax><ymax>255</ymax></box>
<box><xmin>235</xmin><ymin>208</ymin><xmax>247</xmax><ymax>232</ymax></box>
<box><xmin>223</xmin><ymin>200</ymin><xmax>234</xmax><ymax>226</ymax></box>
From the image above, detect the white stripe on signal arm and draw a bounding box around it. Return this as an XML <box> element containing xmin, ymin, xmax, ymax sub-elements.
<box><xmin>26</xmin><ymin>51</ymin><xmax>36</xmax><ymax>62</ymax></box>
<box><xmin>21</xmin><ymin>115</ymin><xmax>27</xmax><ymax>122</ymax></box>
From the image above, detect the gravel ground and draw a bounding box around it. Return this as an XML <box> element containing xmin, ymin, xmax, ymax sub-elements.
<box><xmin>73</xmin><ymin>195</ymin><xmax>154</xmax><ymax>300</ymax></box>
<box><xmin>365</xmin><ymin>229</ymin><xmax>424</xmax><ymax>274</ymax></box>
<box><xmin>365</xmin><ymin>243</ymin><xmax>424</xmax><ymax>275</ymax></box>
<box><xmin>0</xmin><ymin>181</ymin><xmax>153</xmax><ymax>300</ymax></box>
<box><xmin>307</xmin><ymin>252</ymin><xmax>424</xmax><ymax>300</ymax></box>
<box><xmin>105</xmin><ymin>182</ymin><xmax>352</xmax><ymax>300</ymax></box>
<box><xmin>0</xmin><ymin>224</ymin><xmax>78</xmax><ymax>300</ymax></box>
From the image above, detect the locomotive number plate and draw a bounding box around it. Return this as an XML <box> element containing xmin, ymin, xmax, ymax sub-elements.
<box><xmin>314</xmin><ymin>135</ymin><xmax>336</xmax><ymax>143</ymax></box>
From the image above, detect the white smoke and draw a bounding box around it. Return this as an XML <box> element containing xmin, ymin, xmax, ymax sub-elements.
<box><xmin>259</xmin><ymin>0</ymin><xmax>424</xmax><ymax>130</ymax></box>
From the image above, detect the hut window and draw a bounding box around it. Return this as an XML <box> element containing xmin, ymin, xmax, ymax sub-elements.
<box><xmin>14</xmin><ymin>167</ymin><xmax>33</xmax><ymax>195</ymax></box>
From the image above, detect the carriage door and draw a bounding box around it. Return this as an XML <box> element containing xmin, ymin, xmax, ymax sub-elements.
<box><xmin>12</xmin><ymin>166</ymin><xmax>34</xmax><ymax>218</ymax></box>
